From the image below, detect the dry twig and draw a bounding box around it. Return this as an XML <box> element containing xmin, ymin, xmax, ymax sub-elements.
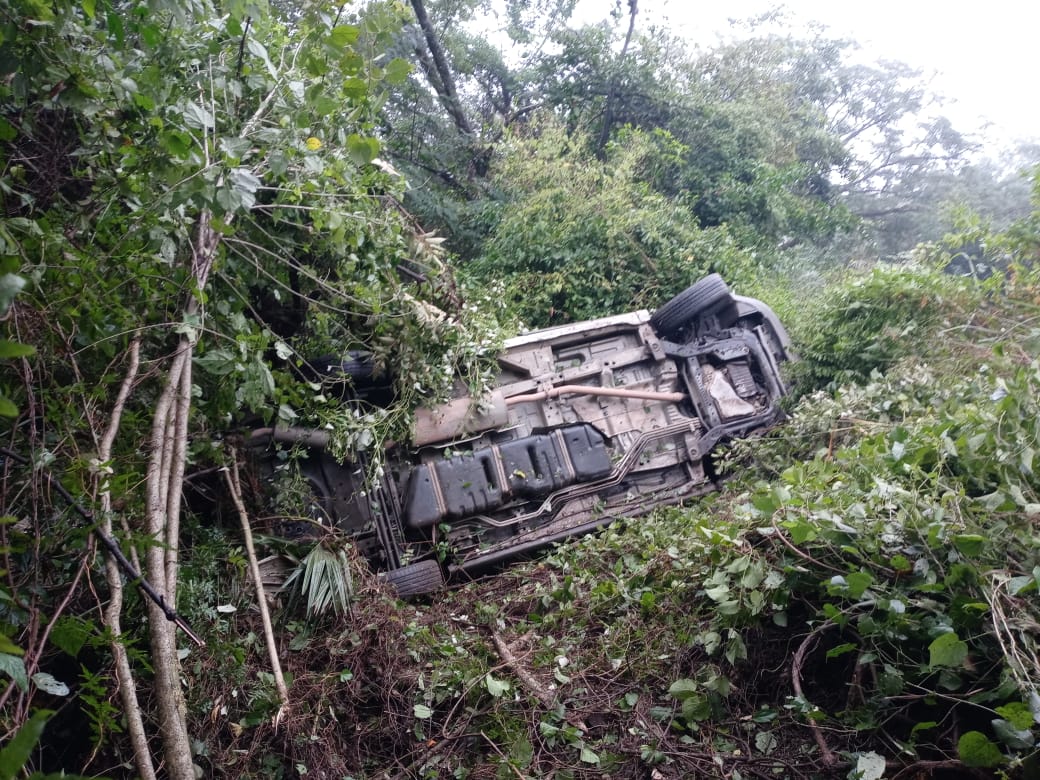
<box><xmin>223</xmin><ymin>449</ymin><xmax>291</xmax><ymax>726</ymax></box>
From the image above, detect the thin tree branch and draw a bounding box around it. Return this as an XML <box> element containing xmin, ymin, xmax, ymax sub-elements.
<box><xmin>95</xmin><ymin>338</ymin><xmax>159</xmax><ymax>780</ymax></box>
<box><xmin>223</xmin><ymin>451</ymin><xmax>291</xmax><ymax>726</ymax></box>
<box><xmin>791</xmin><ymin>623</ymin><xmax>839</xmax><ymax>767</ymax></box>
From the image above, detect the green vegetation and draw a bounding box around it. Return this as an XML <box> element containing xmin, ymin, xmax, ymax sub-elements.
<box><xmin>1</xmin><ymin>0</ymin><xmax>1040</xmax><ymax>777</ymax></box>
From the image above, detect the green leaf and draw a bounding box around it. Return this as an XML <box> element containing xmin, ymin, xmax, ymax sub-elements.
<box><xmin>0</xmin><ymin>709</ymin><xmax>52</xmax><ymax>777</ymax></box>
<box><xmin>509</xmin><ymin>736</ymin><xmax>534</xmax><ymax>768</ymax></box>
<box><xmin>910</xmin><ymin>720</ymin><xmax>937</xmax><ymax>736</ymax></box>
<box><xmin>161</xmin><ymin>130</ymin><xmax>192</xmax><ymax>157</ymax></box>
<box><xmin>0</xmin><ymin>272</ymin><xmax>26</xmax><ymax>315</ymax></box>
<box><xmin>106</xmin><ymin>11</ymin><xmax>124</xmax><ymax>43</ymax></box>
<box><xmin>751</xmin><ymin>492</ymin><xmax>777</xmax><ymax>515</ymax></box>
<box><xmin>0</xmin><ymin>652</ymin><xmax>28</xmax><ymax>691</ymax></box>
<box><xmin>328</xmin><ymin>24</ymin><xmax>360</xmax><ymax>47</ymax></box>
<box><xmin>0</xmin><ymin>633</ymin><xmax>22</xmax><ymax>656</ymax></box>
<box><xmin>754</xmin><ymin>731</ymin><xmax>777</xmax><ymax>755</ymax></box>
<box><xmin>825</xmin><ymin>642</ymin><xmax>857</xmax><ymax>660</ymax></box>
<box><xmin>579</xmin><ymin>746</ymin><xmax>599</xmax><ymax>764</ymax></box>
<box><xmin>0</xmin><ymin>340</ymin><xmax>35</xmax><ymax>359</ymax></box>
<box><xmin>928</xmin><ymin>632</ymin><xmax>968</xmax><ymax>669</ymax></box>
<box><xmin>681</xmin><ymin>694</ymin><xmax>711</xmax><ymax>722</ymax></box>
<box><xmin>183</xmin><ymin>101</ymin><xmax>215</xmax><ymax>130</ymax></box>
<box><xmin>346</xmin><ymin>134</ymin><xmax>379</xmax><ymax>165</ymax></box>
<box><xmin>140</xmin><ymin>23</ymin><xmax>160</xmax><ymax>47</ymax></box>
<box><xmin>0</xmin><ymin>118</ymin><xmax>17</xmax><ymax>141</ymax></box>
<box><xmin>787</xmin><ymin>520</ymin><xmax>815</xmax><ymax>544</ymax></box>
<box><xmin>412</xmin><ymin>704</ymin><xmax>432</xmax><ymax>719</ymax></box>
<box><xmin>312</xmin><ymin>96</ymin><xmax>339</xmax><ymax>117</ymax></box>
<box><xmin>890</xmin><ymin>554</ymin><xmax>911</xmax><ymax>572</ymax></box>
<box><xmin>0</xmin><ymin>395</ymin><xmax>17</xmax><ymax>417</ymax></box>
<box><xmin>132</xmin><ymin>91</ymin><xmax>154</xmax><ymax>111</ymax></box>
<box><xmin>484</xmin><ymin>674</ymin><xmax>510</xmax><ymax>698</ymax></box>
<box><xmin>845</xmin><ymin>571</ymin><xmax>873</xmax><ymax>599</ymax></box>
<box><xmin>995</xmin><ymin>702</ymin><xmax>1034</xmax><ymax>730</ymax></box>
<box><xmin>383</xmin><ymin>57</ymin><xmax>412</xmax><ymax>84</ymax></box>
<box><xmin>31</xmin><ymin>672</ymin><xmax>70</xmax><ymax>696</ymax></box>
<box><xmin>725</xmin><ymin>632</ymin><xmax>747</xmax><ymax>664</ymax></box>
<box><xmin>957</xmin><ymin>731</ymin><xmax>1005</xmax><ymax>768</ymax></box>
<box><xmin>953</xmin><ymin>534</ymin><xmax>985</xmax><ymax>557</ymax></box>
<box><xmin>230</xmin><ymin>167</ymin><xmax>262</xmax><ymax>194</ymax></box>
<box><xmin>216</xmin><ymin>187</ymin><xmax>246</xmax><ymax>213</ymax></box>
<box><xmin>991</xmin><ymin>718</ymin><xmax>1033</xmax><ymax>749</ymax></box>
<box><xmin>668</xmin><ymin>679</ymin><xmax>698</xmax><ymax>700</ymax></box>
<box><xmin>1029</xmin><ymin>691</ymin><xmax>1040</xmax><ymax>725</ymax></box>
<box><xmin>246</xmin><ymin>37</ymin><xmax>277</xmax><ymax>78</ymax></box>
<box><xmin>852</xmin><ymin>751</ymin><xmax>887</xmax><ymax>780</ymax></box>
<box><xmin>194</xmin><ymin>348</ymin><xmax>237</xmax><ymax>376</ymax></box>
<box><xmin>219</xmin><ymin>136</ymin><xmax>252</xmax><ymax>160</ymax></box>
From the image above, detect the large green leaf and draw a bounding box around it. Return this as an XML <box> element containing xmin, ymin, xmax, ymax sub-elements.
<box><xmin>957</xmin><ymin>731</ymin><xmax>1005</xmax><ymax>768</ymax></box>
<box><xmin>928</xmin><ymin>632</ymin><xmax>968</xmax><ymax>669</ymax></box>
<box><xmin>0</xmin><ymin>652</ymin><xmax>27</xmax><ymax>691</ymax></box>
<box><xmin>0</xmin><ymin>709</ymin><xmax>52</xmax><ymax>778</ymax></box>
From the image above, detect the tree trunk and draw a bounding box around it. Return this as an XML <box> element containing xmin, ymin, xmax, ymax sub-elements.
<box><xmin>596</xmin><ymin>0</ymin><xmax>639</xmax><ymax>154</ymax></box>
<box><xmin>96</xmin><ymin>339</ymin><xmax>158</xmax><ymax>780</ymax></box>
<box><xmin>142</xmin><ymin>212</ymin><xmax>220</xmax><ymax>779</ymax></box>
<box><xmin>409</xmin><ymin>0</ymin><xmax>475</xmax><ymax>138</ymax></box>
<box><xmin>144</xmin><ymin>347</ymin><xmax>196</xmax><ymax>780</ymax></box>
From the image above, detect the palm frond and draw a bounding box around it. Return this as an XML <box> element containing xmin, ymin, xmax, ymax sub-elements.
<box><xmin>282</xmin><ymin>543</ymin><xmax>355</xmax><ymax>618</ymax></box>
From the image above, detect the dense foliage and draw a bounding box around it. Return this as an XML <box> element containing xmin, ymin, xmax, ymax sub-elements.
<box><xmin>0</xmin><ymin>0</ymin><xmax>505</xmax><ymax>775</ymax></box>
<box><xmin>1</xmin><ymin>0</ymin><xmax>1039</xmax><ymax>777</ymax></box>
<box><xmin>462</xmin><ymin>123</ymin><xmax>762</xmax><ymax>326</ymax></box>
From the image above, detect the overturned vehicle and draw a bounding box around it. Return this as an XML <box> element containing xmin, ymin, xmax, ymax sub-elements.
<box><xmin>249</xmin><ymin>275</ymin><xmax>794</xmax><ymax>596</ymax></box>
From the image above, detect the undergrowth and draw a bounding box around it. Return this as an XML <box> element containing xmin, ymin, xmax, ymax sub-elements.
<box><xmin>787</xmin><ymin>263</ymin><xmax>985</xmax><ymax>392</ymax></box>
<box><xmin>169</xmin><ymin>280</ymin><xmax>1040</xmax><ymax>779</ymax></box>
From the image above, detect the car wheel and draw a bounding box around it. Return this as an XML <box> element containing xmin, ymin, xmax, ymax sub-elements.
<box><xmin>271</xmin><ymin>470</ymin><xmax>333</xmax><ymax>540</ymax></box>
<box><xmin>308</xmin><ymin>351</ymin><xmax>376</xmax><ymax>383</ymax></box>
<box><xmin>382</xmin><ymin>560</ymin><xmax>446</xmax><ymax>598</ymax></box>
<box><xmin>650</xmin><ymin>274</ymin><xmax>733</xmax><ymax>338</ymax></box>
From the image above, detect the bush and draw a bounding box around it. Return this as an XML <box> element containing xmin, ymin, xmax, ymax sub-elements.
<box><xmin>789</xmin><ymin>264</ymin><xmax>978</xmax><ymax>391</ymax></box>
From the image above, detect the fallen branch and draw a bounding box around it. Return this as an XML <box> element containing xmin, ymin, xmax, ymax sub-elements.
<box><xmin>489</xmin><ymin>631</ymin><xmax>590</xmax><ymax>733</ymax></box>
<box><xmin>490</xmin><ymin>631</ymin><xmax>554</xmax><ymax>710</ymax></box>
<box><xmin>223</xmin><ymin>449</ymin><xmax>290</xmax><ymax>726</ymax></box>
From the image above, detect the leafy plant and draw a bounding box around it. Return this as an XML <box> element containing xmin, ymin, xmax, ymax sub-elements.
<box><xmin>790</xmin><ymin>263</ymin><xmax>978</xmax><ymax>391</ymax></box>
<box><xmin>283</xmin><ymin>544</ymin><xmax>357</xmax><ymax>619</ymax></box>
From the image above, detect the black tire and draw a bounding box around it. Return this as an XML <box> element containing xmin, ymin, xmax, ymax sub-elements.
<box><xmin>382</xmin><ymin>560</ymin><xmax>446</xmax><ymax>598</ymax></box>
<box><xmin>271</xmin><ymin>466</ymin><xmax>333</xmax><ymax>540</ymax></box>
<box><xmin>303</xmin><ymin>351</ymin><xmax>397</xmax><ymax>405</ymax></box>
<box><xmin>650</xmin><ymin>274</ymin><xmax>733</xmax><ymax>338</ymax></box>
<box><xmin>308</xmin><ymin>351</ymin><xmax>376</xmax><ymax>382</ymax></box>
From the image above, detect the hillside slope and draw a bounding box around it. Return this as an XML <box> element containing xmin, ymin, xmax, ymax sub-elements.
<box><xmin>171</xmin><ymin>272</ymin><xmax>1040</xmax><ymax>779</ymax></box>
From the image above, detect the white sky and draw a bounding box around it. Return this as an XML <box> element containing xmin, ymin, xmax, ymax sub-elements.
<box><xmin>575</xmin><ymin>0</ymin><xmax>1040</xmax><ymax>151</ymax></box>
